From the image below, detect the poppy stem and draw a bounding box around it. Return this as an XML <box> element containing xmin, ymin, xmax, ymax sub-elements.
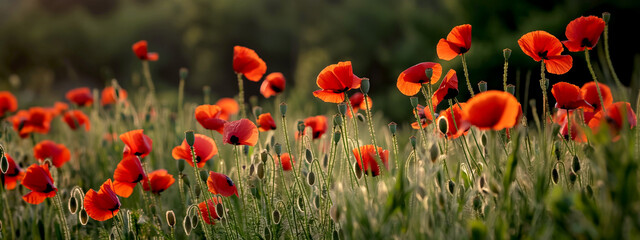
<box><xmin>453</xmin><ymin>99</ymin><xmax>488</xmax><ymax>168</ymax></box>
<box><xmin>237</xmin><ymin>73</ymin><xmax>247</xmax><ymax>119</ymax></box>
<box><xmin>503</xmin><ymin>57</ymin><xmax>509</xmax><ymax>91</ymax></box>
<box><xmin>0</xmin><ymin>182</ymin><xmax>16</xmax><ymax>239</ymax></box>
<box><xmin>540</xmin><ymin>62</ymin><xmax>550</xmax><ymax>130</ymax></box>
<box><xmin>603</xmin><ymin>20</ymin><xmax>625</xmax><ymax>94</ymax></box>
<box><xmin>274</xmin><ymin>152</ymin><xmax>303</xmax><ymax>237</ymax></box>
<box><xmin>584</xmin><ymin>49</ymin><xmax>607</xmax><ymax>115</ymax></box>
<box><xmin>344</xmin><ymin>93</ymin><xmax>372</xmax><ymax>178</ymax></box>
<box><xmin>360</xmin><ymin>92</ymin><xmax>388</xmax><ymax>176</ymax></box>
<box><xmin>142</xmin><ymin>61</ymin><xmax>155</xmax><ymax>94</ymax></box>
<box><xmin>391</xmin><ymin>132</ymin><xmax>400</xmax><ymax>175</ymax></box>
<box><xmin>421</xmin><ymin>84</ymin><xmax>444</xmax><ymax>154</ymax></box>
<box><xmin>338</xmin><ymin>114</ymin><xmax>361</xmax><ymax>190</ymax></box>
<box><xmin>52</xmin><ymin>194</ymin><xmax>71</xmax><ymax>240</ymax></box>
<box><xmin>231</xmin><ymin>146</ymin><xmax>246</xmax><ymax>225</ymax></box>
<box><xmin>461</xmin><ymin>54</ymin><xmax>475</xmax><ymax>97</ymax></box>
<box><xmin>188</xmin><ymin>147</ymin><xmax>214</xmax><ymax>239</ymax></box>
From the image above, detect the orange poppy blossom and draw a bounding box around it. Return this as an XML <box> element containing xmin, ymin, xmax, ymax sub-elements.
<box><xmin>132</xmin><ymin>40</ymin><xmax>159</xmax><ymax>61</ymax></box>
<box><xmin>195</xmin><ymin>104</ymin><xmax>227</xmax><ymax>134</ymax></box>
<box><xmin>303</xmin><ymin>115</ymin><xmax>328</xmax><ymax>139</ymax></box>
<box><xmin>1</xmin><ymin>153</ymin><xmax>25</xmax><ymax>190</ymax></box>
<box><xmin>199</xmin><ymin>197</ymin><xmax>222</xmax><ymax>225</ymax></box>
<box><xmin>437</xmin><ymin>102</ymin><xmax>469</xmax><ymax>139</ymax></box>
<box><xmin>63</xmin><ymin>110</ymin><xmax>91</xmax><ymax>131</ymax></box>
<box><xmin>113</xmin><ymin>155</ymin><xmax>147</xmax><ymax>198</ymax></box>
<box><xmin>313</xmin><ymin>61</ymin><xmax>362</xmax><ymax>103</ymax></box>
<box><xmin>142</xmin><ymin>169</ymin><xmax>175</xmax><ymax>195</ymax></box>
<box><xmin>396</xmin><ymin>62</ymin><xmax>443</xmax><ymax>96</ymax></box>
<box><xmin>216</xmin><ymin>98</ymin><xmax>240</xmax><ymax>121</ymax></box>
<box><xmin>33</xmin><ymin>140</ymin><xmax>71</xmax><ymax>168</ymax></box>
<box><xmin>437</xmin><ymin>24</ymin><xmax>472</xmax><ymax>61</ymax></box>
<box><xmin>352</xmin><ymin>145</ymin><xmax>389</xmax><ymax>177</ymax></box>
<box><xmin>518</xmin><ymin>31</ymin><xmax>573</xmax><ymax>75</ymax></box>
<box><xmin>206</xmin><ymin>171</ymin><xmax>239</xmax><ymax>197</ymax></box>
<box><xmin>101</xmin><ymin>86</ymin><xmax>128</xmax><ymax>106</ymax></box>
<box><xmin>84</xmin><ymin>179</ymin><xmax>121</xmax><ymax>221</ymax></box>
<box><xmin>431</xmin><ymin>69</ymin><xmax>459</xmax><ymax>110</ymax></box>
<box><xmin>562</xmin><ymin>16</ymin><xmax>606</xmax><ymax>52</ymax></box>
<box><xmin>588</xmin><ymin>102</ymin><xmax>637</xmax><ymax>137</ymax></box>
<box><xmin>278</xmin><ymin>153</ymin><xmax>295</xmax><ymax>171</ymax></box>
<box><xmin>66</xmin><ymin>87</ymin><xmax>94</xmax><ymax>107</ymax></box>
<box><xmin>462</xmin><ymin>90</ymin><xmax>522</xmax><ymax>130</ymax></box>
<box><xmin>411</xmin><ymin>105</ymin><xmax>434</xmax><ymax>130</ymax></box>
<box><xmin>120</xmin><ymin>129</ymin><xmax>153</xmax><ymax>159</ymax></box>
<box><xmin>260</xmin><ymin>72</ymin><xmax>286</xmax><ymax>98</ymax></box>
<box><xmin>347</xmin><ymin>92</ymin><xmax>372</xmax><ymax>118</ymax></box>
<box><xmin>0</xmin><ymin>91</ymin><xmax>18</xmax><ymax>118</ymax></box>
<box><xmin>21</xmin><ymin>164</ymin><xmax>57</xmax><ymax>204</ymax></box>
<box><xmin>172</xmin><ymin>134</ymin><xmax>218</xmax><ymax>168</ymax></box>
<box><xmin>581</xmin><ymin>81</ymin><xmax>612</xmax><ymax>112</ymax></box>
<box><xmin>551</xmin><ymin>82</ymin><xmax>592</xmax><ymax>110</ymax></box>
<box><xmin>223</xmin><ymin>119</ymin><xmax>259</xmax><ymax>146</ymax></box>
<box><xmin>46</xmin><ymin>102</ymin><xmax>69</xmax><ymax>117</ymax></box>
<box><xmin>257</xmin><ymin>113</ymin><xmax>276</xmax><ymax>132</ymax></box>
<box><xmin>9</xmin><ymin>107</ymin><xmax>52</xmax><ymax>138</ymax></box>
<box><xmin>233</xmin><ymin>46</ymin><xmax>267</xmax><ymax>81</ymax></box>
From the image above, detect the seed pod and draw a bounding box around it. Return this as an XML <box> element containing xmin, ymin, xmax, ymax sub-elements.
<box><xmin>200</xmin><ymin>170</ymin><xmax>208</xmax><ymax>183</ymax></box>
<box><xmin>279</xmin><ymin>103</ymin><xmax>287</xmax><ymax>116</ymax></box>
<box><xmin>602</xmin><ymin>12</ymin><xmax>610</xmax><ymax>24</ymax></box>
<box><xmin>179</xmin><ymin>67</ymin><xmax>189</xmax><ymax>79</ymax></box>
<box><xmin>323</xmin><ymin>154</ymin><xmax>329</xmax><ymax>168</ymax></box>
<box><xmin>183</xmin><ymin>216</ymin><xmax>192</xmax><ymax>236</ymax></box>
<box><xmin>177</xmin><ymin>160</ymin><xmax>185</xmax><ymax>173</ymax></box>
<box><xmin>503</xmin><ymin>48</ymin><xmax>512</xmax><ymax>60</ymax></box>
<box><xmin>215</xmin><ymin>202</ymin><xmax>225</xmax><ymax>219</ymax></box>
<box><xmin>257</xmin><ymin>163</ymin><xmax>265</xmax><ymax>179</ymax></box>
<box><xmin>182</xmin><ymin>175</ymin><xmax>191</xmax><ymax>187</ymax></box>
<box><xmin>472</xmin><ymin>195</ymin><xmax>483</xmax><ymax>211</ymax></box>
<box><xmin>190</xmin><ymin>214</ymin><xmax>198</xmax><ymax>228</ymax></box>
<box><xmin>479</xmin><ymin>176</ymin><xmax>486</xmax><ymax>189</ymax></box>
<box><xmin>68</xmin><ymin>195</ymin><xmax>78</xmax><ymax>214</ymax></box>
<box><xmin>333</xmin><ymin>131</ymin><xmax>341</xmax><ymax>144</ymax></box>
<box><xmin>305</xmin><ymin>149</ymin><xmax>313</xmax><ymax>163</ymax></box>
<box><xmin>297</xmin><ymin>197</ymin><xmax>305</xmax><ymax>212</ymax></box>
<box><xmin>0</xmin><ymin>156</ymin><xmax>8</xmax><ymax>174</ymax></box>
<box><xmin>264</xmin><ymin>226</ymin><xmax>272</xmax><ymax>240</ymax></box>
<box><xmin>478</xmin><ymin>81</ymin><xmax>488</xmax><ymax>92</ymax></box>
<box><xmin>447</xmin><ymin>180</ymin><xmax>455</xmax><ymax>194</ymax></box>
<box><xmin>424</xmin><ymin>68</ymin><xmax>434</xmax><ymax>79</ymax></box>
<box><xmin>185</xmin><ymin>131</ymin><xmax>195</xmax><ymax>147</ymax></box>
<box><xmin>166</xmin><ymin>211</ymin><xmax>176</xmax><ymax>227</ymax></box>
<box><xmin>572</xmin><ymin>156</ymin><xmax>581</xmax><ymax>173</ymax></box>
<box><xmin>438</xmin><ymin>117</ymin><xmax>449</xmax><ymax>135</ymax></box>
<box><xmin>249</xmin><ymin>164</ymin><xmax>255</xmax><ymax>176</ymax></box>
<box><xmin>356</xmin><ymin>113</ymin><xmax>365</xmax><ymax>122</ymax></box>
<box><xmin>552</xmin><ymin>167</ymin><xmax>559</xmax><ymax>184</ymax></box>
<box><xmin>194</xmin><ymin>185</ymin><xmax>201</xmax><ymax>198</ymax></box>
<box><xmin>307</xmin><ymin>171</ymin><xmax>316</xmax><ymax>186</ymax></box>
<box><xmin>338</xmin><ymin>103</ymin><xmax>348</xmax><ymax>116</ymax></box>
<box><xmin>429</xmin><ymin>143</ymin><xmax>439</xmax><ymax>163</ymax></box>
<box><xmin>481</xmin><ymin>133</ymin><xmax>487</xmax><ymax>146</ymax></box>
<box><xmin>314</xmin><ymin>195</ymin><xmax>321</xmax><ymax>208</ymax></box>
<box><xmin>409</xmin><ymin>136</ymin><xmax>417</xmax><ymax>149</ymax></box>
<box><xmin>360</xmin><ymin>78</ymin><xmax>370</xmax><ymax>94</ymax></box>
<box><xmin>274</xmin><ymin>143</ymin><xmax>282</xmax><ymax>156</ymax></box>
<box><xmin>569</xmin><ymin>171</ymin><xmax>577</xmax><ymax>184</ymax></box>
<box><xmin>272</xmin><ymin>209</ymin><xmax>281</xmax><ymax>224</ymax></box>
<box><xmin>355</xmin><ymin>162</ymin><xmax>363</xmax><ymax>179</ymax></box>
<box><xmin>333</xmin><ymin>114</ymin><xmax>342</xmax><ymax>127</ymax></box>
<box><xmin>506</xmin><ymin>84</ymin><xmax>516</xmax><ymax>95</ymax></box>
<box><xmin>109</xmin><ymin>232</ymin><xmax>116</xmax><ymax>240</ymax></box>
<box><xmin>410</xmin><ymin>97</ymin><xmax>419</xmax><ymax>108</ymax></box>
<box><xmin>554</xmin><ymin>142</ymin><xmax>562</xmax><ymax>161</ymax></box>
<box><xmin>297</xmin><ymin>121</ymin><xmax>305</xmax><ymax>134</ymax></box>
<box><xmin>260</xmin><ymin>150</ymin><xmax>268</xmax><ymax>163</ymax></box>
<box><xmin>79</xmin><ymin>209</ymin><xmax>89</xmax><ymax>225</ymax></box>
<box><xmin>388</xmin><ymin>122</ymin><xmax>397</xmax><ymax>135</ymax></box>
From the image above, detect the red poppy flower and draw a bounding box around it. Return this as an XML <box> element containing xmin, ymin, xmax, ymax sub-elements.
<box><xmin>195</xmin><ymin>104</ymin><xmax>227</xmax><ymax>134</ymax></box>
<box><xmin>33</xmin><ymin>140</ymin><xmax>71</xmax><ymax>168</ymax></box>
<box><xmin>411</xmin><ymin>105</ymin><xmax>434</xmax><ymax>130</ymax></box>
<box><xmin>313</xmin><ymin>61</ymin><xmax>362</xmax><ymax>103</ymax></box>
<box><xmin>223</xmin><ymin>119</ymin><xmax>259</xmax><ymax>146</ymax></box>
<box><xmin>113</xmin><ymin>155</ymin><xmax>147</xmax><ymax>198</ymax></box>
<box><xmin>1</xmin><ymin>153</ymin><xmax>25</xmax><ymax>190</ymax></box>
<box><xmin>431</xmin><ymin>69</ymin><xmax>459</xmax><ymax>110</ymax></box>
<box><xmin>462</xmin><ymin>90</ymin><xmax>522</xmax><ymax>130</ymax></box>
<box><xmin>518</xmin><ymin>31</ymin><xmax>573</xmax><ymax>75</ymax></box>
<box><xmin>132</xmin><ymin>40</ymin><xmax>159</xmax><ymax>61</ymax></box>
<box><xmin>437</xmin><ymin>102</ymin><xmax>469</xmax><ymax>139</ymax></box>
<box><xmin>198</xmin><ymin>197</ymin><xmax>221</xmax><ymax>225</ymax></box>
<box><xmin>352</xmin><ymin>145</ymin><xmax>389</xmax><ymax>177</ymax></box>
<box><xmin>257</xmin><ymin>113</ymin><xmax>276</xmax><ymax>132</ymax></box>
<box><xmin>396</xmin><ymin>62</ymin><xmax>443</xmax><ymax>96</ymax></box>
<box><xmin>142</xmin><ymin>169</ymin><xmax>175</xmax><ymax>195</ymax></box>
<box><xmin>21</xmin><ymin>164</ymin><xmax>57</xmax><ymax>205</ymax></box>
<box><xmin>233</xmin><ymin>46</ymin><xmax>267</xmax><ymax>81</ymax></box>
<box><xmin>66</xmin><ymin>87</ymin><xmax>94</xmax><ymax>107</ymax></box>
<box><xmin>260</xmin><ymin>72</ymin><xmax>286</xmax><ymax>98</ymax></box>
<box><xmin>63</xmin><ymin>110</ymin><xmax>91</xmax><ymax>131</ymax></box>
<box><xmin>120</xmin><ymin>129</ymin><xmax>153</xmax><ymax>159</ymax></box>
<box><xmin>562</xmin><ymin>16</ymin><xmax>606</xmax><ymax>52</ymax></box>
<box><xmin>206</xmin><ymin>171</ymin><xmax>238</xmax><ymax>197</ymax></box>
<box><xmin>588</xmin><ymin>102</ymin><xmax>637</xmax><ymax>136</ymax></box>
<box><xmin>216</xmin><ymin>98</ymin><xmax>239</xmax><ymax>121</ymax></box>
<box><xmin>551</xmin><ymin>82</ymin><xmax>592</xmax><ymax>110</ymax></box>
<box><xmin>9</xmin><ymin>107</ymin><xmax>52</xmax><ymax>138</ymax></box>
<box><xmin>555</xmin><ymin>110</ymin><xmax>587</xmax><ymax>142</ymax></box>
<box><xmin>101</xmin><ymin>86</ymin><xmax>128</xmax><ymax>106</ymax></box>
<box><xmin>0</xmin><ymin>91</ymin><xmax>17</xmax><ymax>118</ymax></box>
<box><xmin>278</xmin><ymin>153</ymin><xmax>295</xmax><ymax>171</ymax></box>
<box><xmin>437</xmin><ymin>24</ymin><xmax>472</xmax><ymax>61</ymax></box>
<box><xmin>347</xmin><ymin>92</ymin><xmax>372</xmax><ymax>117</ymax></box>
<box><xmin>581</xmin><ymin>81</ymin><xmax>613</xmax><ymax>112</ymax></box>
<box><xmin>84</xmin><ymin>179</ymin><xmax>121</xmax><ymax>221</ymax></box>
<box><xmin>172</xmin><ymin>134</ymin><xmax>218</xmax><ymax>168</ymax></box>
<box><xmin>46</xmin><ymin>102</ymin><xmax>69</xmax><ymax>117</ymax></box>
<box><xmin>303</xmin><ymin>115</ymin><xmax>328</xmax><ymax>139</ymax></box>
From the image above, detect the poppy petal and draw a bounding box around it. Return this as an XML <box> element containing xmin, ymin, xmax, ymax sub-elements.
<box><xmin>544</xmin><ymin>55</ymin><xmax>573</xmax><ymax>75</ymax></box>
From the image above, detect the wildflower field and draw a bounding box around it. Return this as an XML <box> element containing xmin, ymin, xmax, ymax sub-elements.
<box><xmin>1</xmin><ymin>6</ymin><xmax>640</xmax><ymax>240</ymax></box>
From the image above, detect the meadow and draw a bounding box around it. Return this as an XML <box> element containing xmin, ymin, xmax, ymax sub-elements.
<box><xmin>1</xmin><ymin>12</ymin><xmax>640</xmax><ymax>240</ymax></box>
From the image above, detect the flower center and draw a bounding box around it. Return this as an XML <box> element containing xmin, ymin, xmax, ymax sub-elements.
<box><xmin>230</xmin><ymin>135</ymin><xmax>240</xmax><ymax>145</ymax></box>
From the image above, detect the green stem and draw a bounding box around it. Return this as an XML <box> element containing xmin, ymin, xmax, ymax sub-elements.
<box><xmin>0</xmin><ymin>182</ymin><xmax>16</xmax><ymax>239</ymax></box>
<box><xmin>603</xmin><ymin>23</ymin><xmax>625</xmax><ymax>92</ymax></box>
<box><xmin>361</xmin><ymin>93</ymin><xmax>387</xmax><ymax>176</ymax></box>
<box><xmin>189</xmin><ymin>146</ymin><xmax>213</xmax><ymax>239</ymax></box>
<box><xmin>461</xmin><ymin>54</ymin><xmax>475</xmax><ymax>97</ymax></box>
<box><xmin>448</xmin><ymin>99</ymin><xmax>475</xmax><ymax>182</ymax></box>
<box><xmin>503</xmin><ymin>59</ymin><xmax>509</xmax><ymax>91</ymax></box>
<box><xmin>237</xmin><ymin>73</ymin><xmax>247</xmax><ymax>119</ymax></box>
<box><xmin>53</xmin><ymin>194</ymin><xmax>71</xmax><ymax>240</ymax></box>
<box><xmin>540</xmin><ymin>62</ymin><xmax>549</xmax><ymax>130</ymax></box>
<box><xmin>584</xmin><ymin>49</ymin><xmax>607</xmax><ymax>114</ymax></box>
<box><xmin>142</xmin><ymin>61</ymin><xmax>155</xmax><ymax>94</ymax></box>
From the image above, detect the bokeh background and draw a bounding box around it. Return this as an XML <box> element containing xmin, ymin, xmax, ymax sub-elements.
<box><xmin>1</xmin><ymin>0</ymin><xmax>639</xmax><ymax>122</ymax></box>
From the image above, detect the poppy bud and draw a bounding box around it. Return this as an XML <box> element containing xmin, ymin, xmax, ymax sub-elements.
<box><xmin>257</xmin><ymin>163</ymin><xmax>265</xmax><ymax>179</ymax></box>
<box><xmin>472</xmin><ymin>195</ymin><xmax>482</xmax><ymax>211</ymax></box>
<box><xmin>503</xmin><ymin>48</ymin><xmax>512</xmax><ymax>60</ymax></box>
<box><xmin>180</xmin><ymin>67</ymin><xmax>189</xmax><ymax>80</ymax></box>
<box><xmin>569</xmin><ymin>171</ymin><xmax>577</xmax><ymax>184</ymax></box>
<box><xmin>585</xmin><ymin>185</ymin><xmax>593</xmax><ymax>198</ymax></box>
<box><xmin>388</xmin><ymin>122</ymin><xmax>397</xmax><ymax>135</ymax></box>
<box><xmin>429</xmin><ymin>143</ymin><xmax>439</xmax><ymax>163</ymax></box>
<box><xmin>166</xmin><ymin>210</ymin><xmax>176</xmax><ymax>227</ymax></box>
<box><xmin>183</xmin><ymin>216</ymin><xmax>192</xmax><ymax>235</ymax></box>
<box><xmin>481</xmin><ymin>133</ymin><xmax>487</xmax><ymax>146</ymax></box>
<box><xmin>360</xmin><ymin>78</ymin><xmax>370</xmax><ymax>94</ymax></box>
<box><xmin>199</xmin><ymin>170</ymin><xmax>208</xmax><ymax>183</ymax></box>
<box><xmin>333</xmin><ymin>131</ymin><xmax>341</xmax><ymax>144</ymax></box>
<box><xmin>297</xmin><ymin>197</ymin><xmax>305</xmax><ymax>212</ymax></box>
<box><xmin>190</xmin><ymin>214</ymin><xmax>198</xmax><ymax>228</ymax></box>
<box><xmin>184</xmin><ymin>131</ymin><xmax>195</xmax><ymax>147</ymax></box>
<box><xmin>297</xmin><ymin>121</ymin><xmax>305</xmax><ymax>133</ymax></box>
<box><xmin>572</xmin><ymin>156</ymin><xmax>581</xmax><ymax>173</ymax></box>
<box><xmin>602</xmin><ymin>12</ymin><xmax>610</xmax><ymax>24</ymax></box>
<box><xmin>253</xmin><ymin>107</ymin><xmax>262</xmax><ymax>118</ymax></box>
<box><xmin>438</xmin><ymin>117</ymin><xmax>449</xmax><ymax>135</ymax></box>
<box><xmin>554</xmin><ymin>142</ymin><xmax>562</xmax><ymax>161</ymax></box>
<box><xmin>409</xmin><ymin>136</ymin><xmax>417</xmax><ymax>149</ymax></box>
<box><xmin>305</xmin><ymin>149</ymin><xmax>313</xmax><ymax>163</ymax></box>
<box><xmin>274</xmin><ymin>143</ymin><xmax>282</xmax><ymax>156</ymax></box>
<box><xmin>243</xmin><ymin>145</ymin><xmax>249</xmax><ymax>155</ymax></box>
<box><xmin>333</xmin><ymin>114</ymin><xmax>342</xmax><ymax>126</ymax></box>
<box><xmin>279</xmin><ymin>103</ymin><xmax>287</xmax><ymax>116</ymax></box>
<box><xmin>194</xmin><ymin>185</ymin><xmax>201</xmax><ymax>198</ymax></box>
<box><xmin>216</xmin><ymin>202</ymin><xmax>225</xmax><ymax>219</ymax></box>
<box><xmin>552</xmin><ymin>167</ymin><xmax>559</xmax><ymax>184</ymax></box>
<box><xmin>260</xmin><ymin>150</ymin><xmax>268</xmax><ymax>163</ymax></box>
<box><xmin>338</xmin><ymin>103</ymin><xmax>347</xmax><ymax>116</ymax></box>
<box><xmin>79</xmin><ymin>209</ymin><xmax>89</xmax><ymax>225</ymax></box>
<box><xmin>272</xmin><ymin>209</ymin><xmax>281</xmax><ymax>224</ymax></box>
<box><xmin>356</xmin><ymin>113</ymin><xmax>365</xmax><ymax>122</ymax></box>
<box><xmin>447</xmin><ymin>180</ymin><xmax>455</xmax><ymax>194</ymax></box>
<box><xmin>478</xmin><ymin>81</ymin><xmax>487</xmax><ymax>92</ymax></box>
<box><xmin>182</xmin><ymin>175</ymin><xmax>191</xmax><ymax>187</ymax></box>
<box><xmin>264</xmin><ymin>226</ymin><xmax>272</xmax><ymax>240</ymax></box>
<box><xmin>506</xmin><ymin>84</ymin><xmax>516</xmax><ymax>95</ymax></box>
<box><xmin>354</xmin><ymin>162</ymin><xmax>363</xmax><ymax>179</ymax></box>
<box><xmin>424</xmin><ymin>68</ymin><xmax>433</xmax><ymax>79</ymax></box>
<box><xmin>249</xmin><ymin>164</ymin><xmax>255</xmax><ymax>176</ymax></box>
<box><xmin>68</xmin><ymin>195</ymin><xmax>78</xmax><ymax>214</ymax></box>
<box><xmin>0</xmin><ymin>155</ymin><xmax>8</xmax><ymax>174</ymax></box>
<box><xmin>177</xmin><ymin>160</ymin><xmax>185</xmax><ymax>173</ymax></box>
<box><xmin>307</xmin><ymin>171</ymin><xmax>316</xmax><ymax>186</ymax></box>
<box><xmin>410</xmin><ymin>97</ymin><xmax>419</xmax><ymax>108</ymax></box>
